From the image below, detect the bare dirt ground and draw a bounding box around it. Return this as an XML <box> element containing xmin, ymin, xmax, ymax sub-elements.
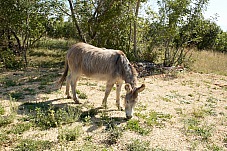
<box><xmin>1</xmin><ymin>68</ymin><xmax>227</xmax><ymax>150</ymax></box>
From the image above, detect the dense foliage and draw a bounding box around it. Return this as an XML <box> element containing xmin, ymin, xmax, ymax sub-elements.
<box><xmin>0</xmin><ymin>0</ymin><xmax>226</xmax><ymax>69</ymax></box>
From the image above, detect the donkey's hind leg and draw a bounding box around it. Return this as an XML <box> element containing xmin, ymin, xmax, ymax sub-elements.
<box><xmin>70</xmin><ymin>73</ymin><xmax>80</xmax><ymax>104</ymax></box>
<box><xmin>102</xmin><ymin>81</ymin><xmax>114</xmax><ymax>108</ymax></box>
<box><xmin>65</xmin><ymin>74</ymin><xmax>71</xmax><ymax>99</ymax></box>
<box><xmin>116</xmin><ymin>81</ymin><xmax>123</xmax><ymax>111</ymax></box>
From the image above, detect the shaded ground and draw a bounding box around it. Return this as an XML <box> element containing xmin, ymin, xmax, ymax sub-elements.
<box><xmin>0</xmin><ymin>66</ymin><xmax>227</xmax><ymax>150</ymax></box>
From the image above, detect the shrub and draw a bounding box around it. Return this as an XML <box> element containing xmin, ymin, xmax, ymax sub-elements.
<box><xmin>0</xmin><ymin>48</ymin><xmax>23</xmax><ymax>69</ymax></box>
<box><xmin>58</xmin><ymin>126</ymin><xmax>83</xmax><ymax>141</ymax></box>
<box><xmin>14</xmin><ymin>139</ymin><xmax>52</xmax><ymax>151</ymax></box>
<box><xmin>0</xmin><ymin>115</ymin><xmax>14</xmax><ymax>127</ymax></box>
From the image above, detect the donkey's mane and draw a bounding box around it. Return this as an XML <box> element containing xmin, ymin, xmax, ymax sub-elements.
<box><xmin>117</xmin><ymin>53</ymin><xmax>138</xmax><ymax>88</ymax></box>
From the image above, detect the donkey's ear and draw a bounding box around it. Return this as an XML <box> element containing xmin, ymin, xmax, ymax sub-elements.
<box><xmin>125</xmin><ymin>83</ymin><xmax>132</xmax><ymax>93</ymax></box>
<box><xmin>136</xmin><ymin>84</ymin><xmax>145</xmax><ymax>93</ymax></box>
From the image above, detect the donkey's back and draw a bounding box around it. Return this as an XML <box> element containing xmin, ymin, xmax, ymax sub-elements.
<box><xmin>67</xmin><ymin>42</ymin><xmax>125</xmax><ymax>80</ymax></box>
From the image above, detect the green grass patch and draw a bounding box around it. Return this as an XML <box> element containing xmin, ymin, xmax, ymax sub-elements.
<box><xmin>135</xmin><ymin>110</ymin><xmax>172</xmax><ymax>128</ymax></box>
<box><xmin>76</xmin><ymin>90</ymin><xmax>88</xmax><ymax>99</ymax></box>
<box><xmin>32</xmin><ymin>106</ymin><xmax>81</xmax><ymax>129</ymax></box>
<box><xmin>7</xmin><ymin>122</ymin><xmax>32</xmax><ymax>134</ymax></box>
<box><xmin>0</xmin><ymin>115</ymin><xmax>14</xmax><ymax>127</ymax></box>
<box><xmin>23</xmin><ymin>87</ymin><xmax>36</xmax><ymax>95</ymax></box>
<box><xmin>58</xmin><ymin>126</ymin><xmax>83</xmax><ymax>141</ymax></box>
<box><xmin>14</xmin><ymin>139</ymin><xmax>53</xmax><ymax>151</ymax></box>
<box><xmin>127</xmin><ymin>139</ymin><xmax>151</xmax><ymax>151</ymax></box>
<box><xmin>126</xmin><ymin>119</ymin><xmax>151</xmax><ymax>135</ymax></box>
<box><xmin>0</xmin><ymin>105</ymin><xmax>5</xmax><ymax>115</ymax></box>
<box><xmin>0</xmin><ymin>133</ymin><xmax>10</xmax><ymax>146</ymax></box>
<box><xmin>2</xmin><ymin>78</ymin><xmax>17</xmax><ymax>87</ymax></box>
<box><xmin>21</xmin><ymin>102</ymin><xmax>82</xmax><ymax>129</ymax></box>
<box><xmin>106</xmin><ymin>127</ymin><xmax>123</xmax><ymax>145</ymax></box>
<box><xmin>183</xmin><ymin>117</ymin><xmax>212</xmax><ymax>140</ymax></box>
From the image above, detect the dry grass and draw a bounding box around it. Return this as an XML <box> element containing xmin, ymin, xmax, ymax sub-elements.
<box><xmin>191</xmin><ymin>50</ymin><xmax>227</xmax><ymax>76</ymax></box>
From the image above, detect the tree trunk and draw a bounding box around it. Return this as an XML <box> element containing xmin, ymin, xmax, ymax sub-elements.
<box><xmin>68</xmin><ymin>0</ymin><xmax>86</xmax><ymax>43</ymax></box>
<box><xmin>133</xmin><ymin>0</ymin><xmax>140</xmax><ymax>59</ymax></box>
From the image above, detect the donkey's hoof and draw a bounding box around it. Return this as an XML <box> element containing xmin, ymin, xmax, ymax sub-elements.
<box><xmin>118</xmin><ymin>107</ymin><xmax>124</xmax><ymax>111</ymax></box>
<box><xmin>101</xmin><ymin>104</ymin><xmax>107</xmax><ymax>109</ymax></box>
<box><xmin>66</xmin><ymin>95</ymin><xmax>72</xmax><ymax>99</ymax></box>
<box><xmin>74</xmin><ymin>101</ymin><xmax>81</xmax><ymax>104</ymax></box>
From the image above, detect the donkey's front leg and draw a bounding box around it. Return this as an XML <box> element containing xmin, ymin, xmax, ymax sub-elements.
<box><xmin>102</xmin><ymin>82</ymin><xmax>114</xmax><ymax>108</ymax></box>
<box><xmin>116</xmin><ymin>82</ymin><xmax>123</xmax><ymax>111</ymax></box>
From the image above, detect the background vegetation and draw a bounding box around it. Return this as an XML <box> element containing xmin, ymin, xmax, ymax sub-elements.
<box><xmin>0</xmin><ymin>0</ymin><xmax>226</xmax><ymax>69</ymax></box>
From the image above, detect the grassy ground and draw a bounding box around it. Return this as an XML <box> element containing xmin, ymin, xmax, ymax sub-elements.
<box><xmin>191</xmin><ymin>50</ymin><xmax>227</xmax><ymax>76</ymax></box>
<box><xmin>0</xmin><ymin>39</ymin><xmax>227</xmax><ymax>150</ymax></box>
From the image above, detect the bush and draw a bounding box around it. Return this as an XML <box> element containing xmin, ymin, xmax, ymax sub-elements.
<box><xmin>58</xmin><ymin>126</ymin><xmax>83</xmax><ymax>141</ymax></box>
<box><xmin>0</xmin><ymin>48</ymin><xmax>23</xmax><ymax>69</ymax></box>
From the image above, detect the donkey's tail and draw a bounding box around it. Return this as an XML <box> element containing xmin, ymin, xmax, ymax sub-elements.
<box><xmin>58</xmin><ymin>57</ymin><xmax>68</xmax><ymax>89</ymax></box>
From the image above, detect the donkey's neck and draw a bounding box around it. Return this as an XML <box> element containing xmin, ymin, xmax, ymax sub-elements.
<box><xmin>121</xmin><ymin>55</ymin><xmax>137</xmax><ymax>88</ymax></box>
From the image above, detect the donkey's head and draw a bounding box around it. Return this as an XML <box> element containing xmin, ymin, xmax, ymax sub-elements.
<box><xmin>124</xmin><ymin>83</ymin><xmax>145</xmax><ymax>119</ymax></box>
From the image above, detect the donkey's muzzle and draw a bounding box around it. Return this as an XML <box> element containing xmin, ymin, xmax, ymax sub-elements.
<box><xmin>126</xmin><ymin>115</ymin><xmax>132</xmax><ymax>120</ymax></box>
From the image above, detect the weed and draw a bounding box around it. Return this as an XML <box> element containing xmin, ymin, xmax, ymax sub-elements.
<box><xmin>25</xmin><ymin>103</ymin><xmax>81</xmax><ymax>129</ymax></box>
<box><xmin>136</xmin><ymin>110</ymin><xmax>172</xmax><ymax>128</ymax></box>
<box><xmin>192</xmin><ymin>106</ymin><xmax>216</xmax><ymax>118</ymax></box>
<box><xmin>76</xmin><ymin>90</ymin><xmax>88</xmax><ymax>99</ymax></box>
<box><xmin>0</xmin><ymin>115</ymin><xmax>14</xmax><ymax>127</ymax></box>
<box><xmin>3</xmin><ymin>78</ymin><xmax>17</xmax><ymax>87</ymax></box>
<box><xmin>7</xmin><ymin>122</ymin><xmax>32</xmax><ymax>134</ymax></box>
<box><xmin>0</xmin><ymin>133</ymin><xmax>10</xmax><ymax>146</ymax></box>
<box><xmin>224</xmin><ymin>135</ymin><xmax>227</xmax><ymax>143</ymax></box>
<box><xmin>106</xmin><ymin>127</ymin><xmax>123</xmax><ymax>145</ymax></box>
<box><xmin>184</xmin><ymin>117</ymin><xmax>212</xmax><ymax>140</ymax></box>
<box><xmin>135</xmin><ymin>103</ymin><xmax>147</xmax><ymax>112</ymax></box>
<box><xmin>79</xmin><ymin>92</ymin><xmax>88</xmax><ymax>99</ymax></box>
<box><xmin>207</xmin><ymin>144</ymin><xmax>224</xmax><ymax>151</ymax></box>
<box><xmin>99</xmin><ymin>85</ymin><xmax>106</xmax><ymax>91</ymax></box>
<box><xmin>58</xmin><ymin>126</ymin><xmax>83</xmax><ymax>141</ymax></box>
<box><xmin>181</xmin><ymin>80</ymin><xmax>194</xmax><ymax>86</ymax></box>
<box><xmin>14</xmin><ymin>139</ymin><xmax>53</xmax><ymax>151</ymax></box>
<box><xmin>10</xmin><ymin>92</ymin><xmax>25</xmax><ymax>100</ymax></box>
<box><xmin>0</xmin><ymin>105</ymin><xmax>4</xmax><ymax>115</ymax></box>
<box><xmin>85</xmin><ymin>82</ymin><xmax>98</xmax><ymax>86</ymax></box>
<box><xmin>188</xmin><ymin>94</ymin><xmax>193</xmax><ymax>97</ymax></box>
<box><xmin>206</xmin><ymin>96</ymin><xmax>219</xmax><ymax>104</ymax></box>
<box><xmin>80</xmin><ymin>108</ymin><xmax>98</xmax><ymax>122</ymax></box>
<box><xmin>38</xmin><ymin>85</ymin><xmax>46</xmax><ymax>90</ymax></box>
<box><xmin>175</xmin><ymin>108</ymin><xmax>183</xmax><ymax>115</ymax></box>
<box><xmin>23</xmin><ymin>87</ymin><xmax>36</xmax><ymax>95</ymax></box>
<box><xmin>126</xmin><ymin>139</ymin><xmax>150</xmax><ymax>151</ymax></box>
<box><xmin>160</xmin><ymin>96</ymin><xmax>172</xmax><ymax>102</ymax></box>
<box><xmin>147</xmin><ymin>111</ymin><xmax>172</xmax><ymax>127</ymax></box>
<box><xmin>126</xmin><ymin>119</ymin><xmax>150</xmax><ymax>135</ymax></box>
<box><xmin>192</xmin><ymin>108</ymin><xmax>207</xmax><ymax>118</ymax></box>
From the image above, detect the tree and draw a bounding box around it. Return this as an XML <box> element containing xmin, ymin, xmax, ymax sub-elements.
<box><xmin>0</xmin><ymin>0</ymin><xmax>58</xmax><ymax>67</ymax></box>
<box><xmin>145</xmin><ymin>0</ymin><xmax>209</xmax><ymax>66</ymax></box>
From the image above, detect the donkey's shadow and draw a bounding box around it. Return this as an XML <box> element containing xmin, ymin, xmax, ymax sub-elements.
<box><xmin>18</xmin><ymin>98</ymin><xmax>127</xmax><ymax>132</ymax></box>
<box><xmin>79</xmin><ymin>106</ymin><xmax>127</xmax><ymax>132</ymax></box>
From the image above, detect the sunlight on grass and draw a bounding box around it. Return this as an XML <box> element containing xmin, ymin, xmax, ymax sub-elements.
<box><xmin>191</xmin><ymin>50</ymin><xmax>227</xmax><ymax>75</ymax></box>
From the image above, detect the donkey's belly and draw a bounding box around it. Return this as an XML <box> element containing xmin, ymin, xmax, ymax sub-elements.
<box><xmin>83</xmin><ymin>73</ymin><xmax>121</xmax><ymax>82</ymax></box>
